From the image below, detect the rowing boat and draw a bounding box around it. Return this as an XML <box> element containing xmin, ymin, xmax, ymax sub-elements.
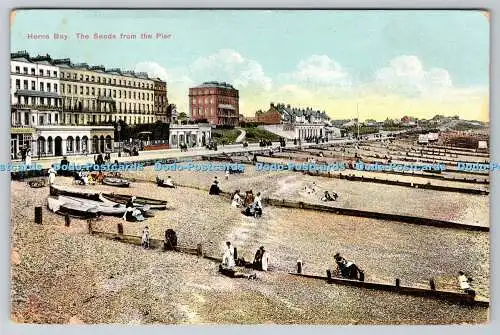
<box><xmin>50</xmin><ymin>185</ymin><xmax>167</xmax><ymax>210</ymax></box>
<box><xmin>100</xmin><ymin>193</ymin><xmax>167</xmax><ymax>209</ymax></box>
<box><xmin>47</xmin><ymin>196</ymin><xmax>99</xmax><ymax>219</ymax></box>
<box><xmin>102</xmin><ymin>177</ymin><xmax>130</xmax><ymax>188</ymax></box>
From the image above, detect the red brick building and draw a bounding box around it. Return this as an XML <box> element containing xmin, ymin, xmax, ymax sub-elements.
<box><xmin>189</xmin><ymin>81</ymin><xmax>239</xmax><ymax>126</ymax></box>
<box><xmin>256</xmin><ymin>109</ymin><xmax>281</xmax><ymax>125</ymax></box>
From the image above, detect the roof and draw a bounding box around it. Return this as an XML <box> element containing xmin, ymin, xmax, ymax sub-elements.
<box><xmin>14</xmin><ymin>90</ymin><xmax>60</xmax><ymax>98</ymax></box>
<box><xmin>194</xmin><ymin>81</ymin><xmax>235</xmax><ymax>89</ymax></box>
<box><xmin>10</xmin><ymin>51</ymin><xmax>156</xmax><ymax>80</ymax></box>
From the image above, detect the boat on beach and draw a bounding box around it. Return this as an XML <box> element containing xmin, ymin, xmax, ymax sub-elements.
<box><xmin>102</xmin><ymin>177</ymin><xmax>130</xmax><ymax>188</ymax></box>
<box><xmin>49</xmin><ymin>185</ymin><xmax>167</xmax><ymax>210</ymax></box>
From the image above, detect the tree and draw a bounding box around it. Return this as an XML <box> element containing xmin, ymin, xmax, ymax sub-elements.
<box><xmin>178</xmin><ymin>112</ymin><xmax>188</xmax><ymax>121</ymax></box>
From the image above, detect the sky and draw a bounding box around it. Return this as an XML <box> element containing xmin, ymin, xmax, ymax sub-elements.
<box><xmin>10</xmin><ymin>10</ymin><xmax>490</xmax><ymax>121</ymax></box>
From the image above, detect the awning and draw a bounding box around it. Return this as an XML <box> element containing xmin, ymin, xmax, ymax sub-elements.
<box><xmin>15</xmin><ymin>90</ymin><xmax>60</xmax><ymax>98</ymax></box>
<box><xmin>218</xmin><ymin>104</ymin><xmax>235</xmax><ymax>110</ymax></box>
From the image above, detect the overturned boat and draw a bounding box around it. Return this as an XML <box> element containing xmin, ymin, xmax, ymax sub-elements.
<box><xmin>47</xmin><ymin>196</ymin><xmax>99</xmax><ymax>219</ymax></box>
<box><xmin>50</xmin><ymin>185</ymin><xmax>167</xmax><ymax>210</ymax></box>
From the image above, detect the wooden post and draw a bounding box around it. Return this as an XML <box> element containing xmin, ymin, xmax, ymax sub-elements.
<box><xmin>197</xmin><ymin>243</ymin><xmax>203</xmax><ymax>257</ymax></box>
<box><xmin>326</xmin><ymin>269</ymin><xmax>332</xmax><ymax>280</ymax></box>
<box><xmin>429</xmin><ymin>278</ymin><xmax>436</xmax><ymax>290</ymax></box>
<box><xmin>64</xmin><ymin>214</ymin><xmax>70</xmax><ymax>227</ymax></box>
<box><xmin>297</xmin><ymin>260</ymin><xmax>302</xmax><ymax>274</ymax></box>
<box><xmin>34</xmin><ymin>206</ymin><xmax>42</xmax><ymax>224</ymax></box>
<box><xmin>87</xmin><ymin>219</ymin><xmax>93</xmax><ymax>234</ymax></box>
<box><xmin>117</xmin><ymin>223</ymin><xmax>123</xmax><ymax>234</ymax></box>
<box><xmin>395</xmin><ymin>278</ymin><xmax>400</xmax><ymax>287</ymax></box>
<box><xmin>233</xmin><ymin>247</ymin><xmax>238</xmax><ymax>261</ymax></box>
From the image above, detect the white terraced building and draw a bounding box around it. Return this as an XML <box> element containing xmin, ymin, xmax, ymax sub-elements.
<box><xmin>10</xmin><ymin>51</ymin><xmax>114</xmax><ymax>159</ymax></box>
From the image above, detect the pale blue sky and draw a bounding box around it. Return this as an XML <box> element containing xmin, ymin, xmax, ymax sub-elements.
<box><xmin>10</xmin><ymin>10</ymin><xmax>490</xmax><ymax>120</ymax></box>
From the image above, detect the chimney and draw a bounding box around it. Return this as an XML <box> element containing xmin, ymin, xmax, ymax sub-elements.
<box><xmin>270</xmin><ymin>102</ymin><xmax>274</xmax><ymax>108</ymax></box>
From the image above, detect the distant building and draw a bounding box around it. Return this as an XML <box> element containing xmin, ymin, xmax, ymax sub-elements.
<box><xmin>189</xmin><ymin>81</ymin><xmax>239</xmax><ymax>126</ymax></box>
<box><xmin>261</xmin><ymin>103</ymin><xmax>330</xmax><ymax>124</ymax></box>
<box><xmin>255</xmin><ymin>108</ymin><xmax>281</xmax><ymax>125</ymax></box>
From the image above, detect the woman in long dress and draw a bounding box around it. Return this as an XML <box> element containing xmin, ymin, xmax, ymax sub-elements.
<box><xmin>48</xmin><ymin>165</ymin><xmax>57</xmax><ymax>185</ymax></box>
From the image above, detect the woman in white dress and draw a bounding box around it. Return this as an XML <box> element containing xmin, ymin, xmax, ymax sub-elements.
<box><xmin>48</xmin><ymin>165</ymin><xmax>57</xmax><ymax>185</ymax></box>
<box><xmin>231</xmin><ymin>190</ymin><xmax>242</xmax><ymax>208</ymax></box>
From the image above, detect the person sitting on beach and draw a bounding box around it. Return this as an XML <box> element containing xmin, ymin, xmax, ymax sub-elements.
<box><xmin>321</xmin><ymin>190</ymin><xmax>338</xmax><ymax>202</ymax></box>
<box><xmin>246</xmin><ymin>192</ymin><xmax>263</xmax><ymax>217</ymax></box>
<box><xmin>209</xmin><ymin>178</ymin><xmax>221</xmax><ymax>195</ymax></box>
<box><xmin>164</xmin><ymin>176</ymin><xmax>175</xmax><ymax>188</ymax></box>
<box><xmin>141</xmin><ymin>226</ymin><xmax>150</xmax><ymax>249</ymax></box>
<box><xmin>231</xmin><ymin>190</ymin><xmax>243</xmax><ymax>208</ymax></box>
<box><xmin>458</xmin><ymin>271</ymin><xmax>475</xmax><ymax>296</ymax></box>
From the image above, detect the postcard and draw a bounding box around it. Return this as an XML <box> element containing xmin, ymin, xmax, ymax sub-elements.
<box><xmin>9</xmin><ymin>9</ymin><xmax>489</xmax><ymax>324</ymax></box>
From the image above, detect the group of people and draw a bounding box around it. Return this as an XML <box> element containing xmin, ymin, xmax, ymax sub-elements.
<box><xmin>230</xmin><ymin>190</ymin><xmax>263</xmax><ymax>218</ymax></box>
<box><xmin>219</xmin><ymin>241</ymin><xmax>270</xmax><ymax>279</ymax></box>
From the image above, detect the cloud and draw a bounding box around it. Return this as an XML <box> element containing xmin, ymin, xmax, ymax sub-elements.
<box><xmin>374</xmin><ymin>55</ymin><xmax>452</xmax><ymax>97</ymax></box>
<box><xmin>285</xmin><ymin>55</ymin><xmax>351</xmax><ymax>88</ymax></box>
<box><xmin>190</xmin><ymin>49</ymin><xmax>272</xmax><ymax>91</ymax></box>
<box><xmin>134</xmin><ymin>61</ymin><xmax>194</xmax><ymax>113</ymax></box>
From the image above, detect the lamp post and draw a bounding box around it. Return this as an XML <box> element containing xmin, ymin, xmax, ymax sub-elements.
<box><xmin>117</xmin><ymin>123</ymin><xmax>121</xmax><ymax>157</ymax></box>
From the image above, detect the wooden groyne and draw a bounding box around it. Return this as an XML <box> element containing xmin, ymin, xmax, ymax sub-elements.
<box><xmin>288</xmin><ymin>273</ymin><xmax>489</xmax><ymax>307</ymax></box>
<box><xmin>87</xmin><ymin>225</ymin><xmax>489</xmax><ymax>307</ymax></box>
<box><xmin>171</xmin><ymin>183</ymin><xmax>488</xmax><ymax>232</ymax></box>
<box><xmin>333</xmin><ymin>172</ymin><xmax>488</xmax><ymax>195</ymax></box>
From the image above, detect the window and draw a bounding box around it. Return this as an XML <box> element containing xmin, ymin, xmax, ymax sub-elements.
<box><xmin>40</xmin><ymin>69</ymin><xmax>44</xmax><ymax>76</ymax></box>
<box><xmin>142</xmin><ymin>92</ymin><xmax>145</xmax><ymax>100</ymax></box>
<box><xmin>40</xmin><ymin>82</ymin><xmax>44</xmax><ymax>91</ymax></box>
<box><xmin>80</xmin><ymin>86</ymin><xmax>83</xmax><ymax>94</ymax></box>
<box><xmin>23</xmin><ymin>67</ymin><xmax>28</xmax><ymax>74</ymax></box>
<box><xmin>119</xmin><ymin>80</ymin><xmax>122</xmax><ymax>85</ymax></box>
<box><xmin>31</xmin><ymin>68</ymin><xmax>35</xmax><ymax>75</ymax></box>
<box><xmin>98</xmin><ymin>88</ymin><xmax>101</xmax><ymax>96</ymax></box>
<box><xmin>113</xmin><ymin>90</ymin><xmax>116</xmax><ymax>98</ymax></box>
<box><xmin>23</xmin><ymin>80</ymin><xmax>28</xmax><ymax>90</ymax></box>
<box><xmin>55</xmin><ymin>114</ymin><xmax>58</xmax><ymax>123</ymax></box>
<box><xmin>85</xmin><ymin>75</ymin><xmax>89</xmax><ymax>81</ymax></box>
<box><xmin>73</xmin><ymin>74</ymin><xmax>77</xmax><ymax>80</ymax></box>
<box><xmin>91</xmin><ymin>76</ymin><xmax>95</xmax><ymax>82</ymax></box>
<box><xmin>128</xmin><ymin>81</ymin><xmax>131</xmax><ymax>86</ymax></box>
<box><xmin>40</xmin><ymin>97</ymin><xmax>45</xmax><ymax>105</ymax></box>
<box><xmin>54</xmin><ymin>84</ymin><xmax>58</xmax><ymax>92</ymax></box>
<box><xmin>128</xmin><ymin>91</ymin><xmax>131</xmax><ymax>99</ymax></box>
<box><xmin>91</xmin><ymin>87</ymin><xmax>95</xmax><ymax>95</ymax></box>
<box><xmin>86</xmin><ymin>87</ymin><xmax>89</xmax><ymax>95</ymax></box>
<box><xmin>31</xmin><ymin>97</ymin><xmax>35</xmax><ymax>105</ymax></box>
<box><xmin>97</xmin><ymin>77</ymin><xmax>101</xmax><ymax>83</ymax></box>
<box><xmin>68</xmin><ymin>85</ymin><xmax>71</xmax><ymax>93</ymax></box>
<box><xmin>31</xmin><ymin>81</ymin><xmax>35</xmax><ymax>90</ymax></box>
<box><xmin>47</xmin><ymin>83</ymin><xmax>51</xmax><ymax>92</ymax></box>
<box><xmin>53</xmin><ymin>71</ymin><xmax>57</xmax><ymax>77</ymax></box>
<box><xmin>133</xmin><ymin>92</ymin><xmax>136</xmax><ymax>99</ymax></box>
<box><xmin>73</xmin><ymin>85</ymin><xmax>77</xmax><ymax>93</ymax></box>
<box><xmin>118</xmin><ymin>90</ymin><xmax>121</xmax><ymax>98</ymax></box>
<box><xmin>103</xmin><ymin>88</ymin><xmax>106</xmax><ymax>96</ymax></box>
<box><xmin>15</xmin><ymin>66</ymin><xmax>20</xmax><ymax>73</ymax></box>
<box><xmin>113</xmin><ymin>79</ymin><xmax>116</xmax><ymax>85</ymax></box>
<box><xmin>61</xmin><ymin>84</ymin><xmax>65</xmax><ymax>93</ymax></box>
<box><xmin>80</xmin><ymin>74</ymin><xmax>83</xmax><ymax>80</ymax></box>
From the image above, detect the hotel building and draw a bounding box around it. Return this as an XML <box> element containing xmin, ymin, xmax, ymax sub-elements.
<box><xmin>189</xmin><ymin>81</ymin><xmax>239</xmax><ymax>126</ymax></box>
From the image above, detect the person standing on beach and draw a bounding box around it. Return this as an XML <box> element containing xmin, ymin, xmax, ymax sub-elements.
<box><xmin>48</xmin><ymin>165</ymin><xmax>57</xmax><ymax>185</ymax></box>
<box><xmin>141</xmin><ymin>226</ymin><xmax>150</xmax><ymax>249</ymax></box>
